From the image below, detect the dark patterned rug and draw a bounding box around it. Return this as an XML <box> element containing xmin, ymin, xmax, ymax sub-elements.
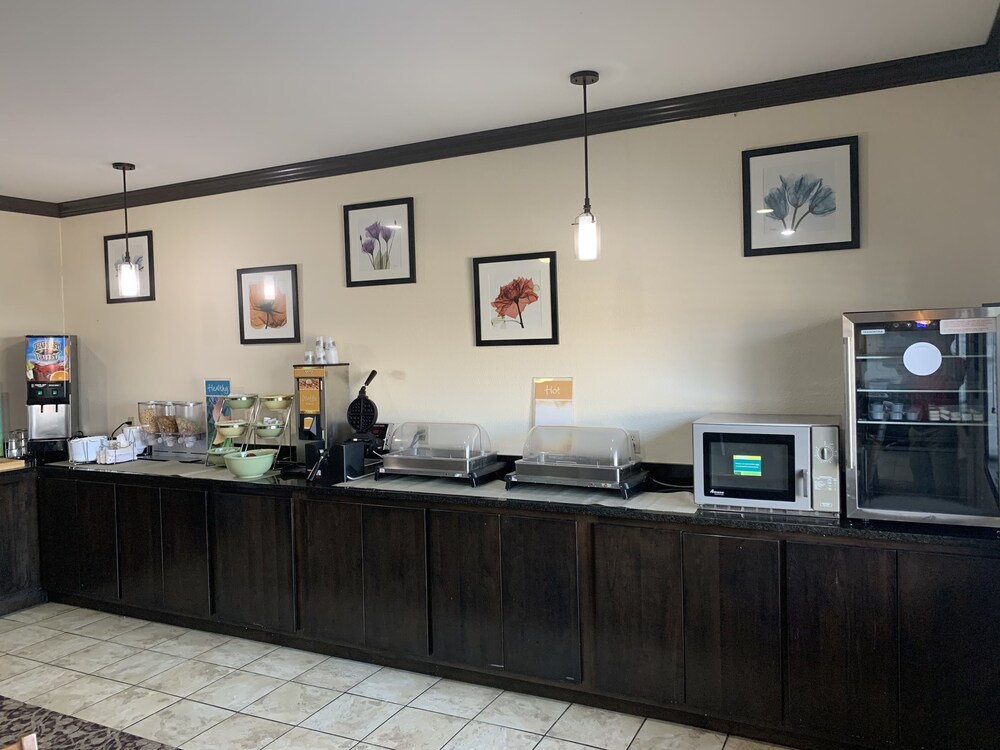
<box><xmin>0</xmin><ymin>696</ymin><xmax>174</xmax><ymax>750</ymax></box>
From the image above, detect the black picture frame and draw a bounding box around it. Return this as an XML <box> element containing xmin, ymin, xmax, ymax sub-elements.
<box><xmin>103</xmin><ymin>230</ymin><xmax>155</xmax><ymax>303</ymax></box>
<box><xmin>236</xmin><ymin>264</ymin><xmax>301</xmax><ymax>345</ymax></box>
<box><xmin>344</xmin><ymin>197</ymin><xmax>416</xmax><ymax>287</ymax></box>
<box><xmin>472</xmin><ymin>251</ymin><xmax>559</xmax><ymax>347</ymax></box>
<box><xmin>742</xmin><ymin>135</ymin><xmax>860</xmax><ymax>257</ymax></box>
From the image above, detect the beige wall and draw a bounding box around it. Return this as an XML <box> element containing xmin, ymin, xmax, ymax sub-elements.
<box><xmin>48</xmin><ymin>72</ymin><xmax>1000</xmax><ymax>460</ymax></box>
<box><xmin>0</xmin><ymin>212</ymin><xmax>64</xmax><ymax>432</ymax></box>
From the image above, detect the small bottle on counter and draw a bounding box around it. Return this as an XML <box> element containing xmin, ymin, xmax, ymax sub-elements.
<box><xmin>324</xmin><ymin>338</ymin><xmax>340</xmax><ymax>364</ymax></box>
<box><xmin>314</xmin><ymin>337</ymin><xmax>325</xmax><ymax>364</ymax></box>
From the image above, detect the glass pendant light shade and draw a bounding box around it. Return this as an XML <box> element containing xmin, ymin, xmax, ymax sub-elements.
<box><xmin>118</xmin><ymin>256</ymin><xmax>140</xmax><ymax>297</ymax></box>
<box><xmin>573</xmin><ymin>209</ymin><xmax>600</xmax><ymax>261</ymax></box>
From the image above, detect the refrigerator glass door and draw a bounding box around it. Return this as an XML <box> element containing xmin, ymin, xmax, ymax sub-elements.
<box><xmin>849</xmin><ymin>312</ymin><xmax>1000</xmax><ymax>522</ymax></box>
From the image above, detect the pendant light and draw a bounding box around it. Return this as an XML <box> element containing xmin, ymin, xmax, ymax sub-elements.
<box><xmin>570</xmin><ymin>70</ymin><xmax>600</xmax><ymax>261</ymax></box>
<box><xmin>113</xmin><ymin>161</ymin><xmax>139</xmax><ymax>297</ymax></box>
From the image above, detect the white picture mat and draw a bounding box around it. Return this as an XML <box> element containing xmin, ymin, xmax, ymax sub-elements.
<box><xmin>748</xmin><ymin>144</ymin><xmax>854</xmax><ymax>250</ymax></box>
<box><xmin>105</xmin><ymin>234</ymin><xmax>152</xmax><ymax>299</ymax></box>
<box><xmin>239</xmin><ymin>268</ymin><xmax>297</xmax><ymax>341</ymax></box>
<box><xmin>477</xmin><ymin>257</ymin><xmax>554</xmax><ymax>342</ymax></box>
<box><xmin>346</xmin><ymin>203</ymin><xmax>412</xmax><ymax>282</ymax></box>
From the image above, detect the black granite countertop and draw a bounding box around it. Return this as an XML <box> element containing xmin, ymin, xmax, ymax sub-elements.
<box><xmin>37</xmin><ymin>459</ymin><xmax>1000</xmax><ymax>551</ymax></box>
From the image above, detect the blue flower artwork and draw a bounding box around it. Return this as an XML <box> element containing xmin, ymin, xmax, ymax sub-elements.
<box><xmin>765</xmin><ymin>173</ymin><xmax>836</xmax><ymax>232</ymax></box>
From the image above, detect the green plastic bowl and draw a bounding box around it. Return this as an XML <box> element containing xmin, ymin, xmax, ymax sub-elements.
<box><xmin>261</xmin><ymin>394</ymin><xmax>293</xmax><ymax>410</ymax></box>
<box><xmin>207</xmin><ymin>446</ymin><xmax>240</xmax><ymax>466</ymax></box>
<box><xmin>225</xmin><ymin>394</ymin><xmax>257</xmax><ymax>409</ymax></box>
<box><xmin>223</xmin><ymin>449</ymin><xmax>278</xmax><ymax>479</ymax></box>
<box><xmin>254</xmin><ymin>422</ymin><xmax>284</xmax><ymax>438</ymax></box>
<box><xmin>215</xmin><ymin>420</ymin><xmax>247</xmax><ymax>438</ymax></box>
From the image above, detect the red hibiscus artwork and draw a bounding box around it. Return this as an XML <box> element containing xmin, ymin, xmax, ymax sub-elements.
<box><xmin>492</xmin><ymin>277</ymin><xmax>539</xmax><ymax>328</ymax></box>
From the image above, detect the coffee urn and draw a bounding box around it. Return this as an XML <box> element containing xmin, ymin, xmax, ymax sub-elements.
<box><xmin>26</xmin><ymin>334</ymin><xmax>79</xmax><ymax>462</ymax></box>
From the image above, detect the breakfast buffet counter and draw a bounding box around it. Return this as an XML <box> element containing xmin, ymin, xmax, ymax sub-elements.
<box><xmin>24</xmin><ymin>461</ymin><xmax>1000</xmax><ymax>750</ymax></box>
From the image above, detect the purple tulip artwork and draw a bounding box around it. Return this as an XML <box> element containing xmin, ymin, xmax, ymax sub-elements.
<box><xmin>343</xmin><ymin>197</ymin><xmax>416</xmax><ymax>286</ymax></box>
<box><xmin>742</xmin><ymin>136</ymin><xmax>859</xmax><ymax>257</ymax></box>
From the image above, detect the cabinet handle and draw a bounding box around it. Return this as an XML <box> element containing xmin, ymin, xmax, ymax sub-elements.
<box><xmin>843</xmin><ymin>336</ymin><xmax>857</xmax><ymax>469</ymax></box>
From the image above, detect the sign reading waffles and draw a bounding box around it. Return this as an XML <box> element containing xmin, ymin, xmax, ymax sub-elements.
<box><xmin>26</xmin><ymin>336</ymin><xmax>71</xmax><ymax>382</ymax></box>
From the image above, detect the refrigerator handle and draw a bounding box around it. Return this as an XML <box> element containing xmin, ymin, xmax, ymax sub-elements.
<box><xmin>843</xmin><ymin>335</ymin><xmax>857</xmax><ymax>469</ymax></box>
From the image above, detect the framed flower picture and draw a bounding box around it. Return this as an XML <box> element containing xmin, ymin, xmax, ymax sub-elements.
<box><xmin>104</xmin><ymin>230</ymin><xmax>155</xmax><ymax>303</ymax></box>
<box><xmin>742</xmin><ymin>135</ymin><xmax>860</xmax><ymax>257</ymax></box>
<box><xmin>472</xmin><ymin>251</ymin><xmax>559</xmax><ymax>346</ymax></box>
<box><xmin>236</xmin><ymin>264</ymin><xmax>301</xmax><ymax>344</ymax></box>
<box><xmin>343</xmin><ymin>197</ymin><xmax>416</xmax><ymax>286</ymax></box>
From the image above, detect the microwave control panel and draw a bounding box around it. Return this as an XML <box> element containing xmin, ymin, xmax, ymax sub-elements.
<box><xmin>811</xmin><ymin>425</ymin><xmax>840</xmax><ymax>511</ymax></box>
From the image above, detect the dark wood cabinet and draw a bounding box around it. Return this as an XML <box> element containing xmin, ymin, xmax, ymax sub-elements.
<box><xmin>161</xmin><ymin>488</ymin><xmax>211</xmax><ymax>617</ymax></box>
<box><xmin>0</xmin><ymin>472</ymin><xmax>41</xmax><ymax>611</ymax></box>
<box><xmin>428</xmin><ymin>509</ymin><xmax>502</xmax><ymax>669</ymax></box>
<box><xmin>683</xmin><ymin>532</ymin><xmax>781</xmax><ymax>724</ymax></box>
<box><xmin>593</xmin><ymin>523</ymin><xmax>684</xmax><ymax>704</ymax></box>
<box><xmin>899</xmin><ymin>550</ymin><xmax>1000</xmax><ymax>750</ymax></box>
<box><xmin>785</xmin><ymin>542</ymin><xmax>898</xmax><ymax>746</ymax></box>
<box><xmin>211</xmin><ymin>491</ymin><xmax>294</xmax><ymax>632</ymax></box>
<box><xmin>117</xmin><ymin>483</ymin><xmax>162</xmax><ymax>609</ymax></box>
<box><xmin>501</xmin><ymin>515</ymin><xmax>581</xmax><ymax>683</ymax></box>
<box><xmin>362</xmin><ymin>504</ymin><xmax>428</xmax><ymax>656</ymax></box>
<box><xmin>37</xmin><ymin>476</ymin><xmax>79</xmax><ymax>593</ymax></box>
<box><xmin>297</xmin><ymin>498</ymin><xmax>364</xmax><ymax>645</ymax></box>
<box><xmin>76</xmin><ymin>481</ymin><xmax>119</xmax><ymax>601</ymax></box>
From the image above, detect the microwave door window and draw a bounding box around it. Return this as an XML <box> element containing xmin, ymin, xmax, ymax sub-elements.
<box><xmin>704</xmin><ymin>433</ymin><xmax>796</xmax><ymax>502</ymax></box>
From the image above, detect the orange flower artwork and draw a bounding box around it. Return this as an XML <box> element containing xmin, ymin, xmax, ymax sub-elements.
<box><xmin>249</xmin><ymin>282</ymin><xmax>287</xmax><ymax>329</ymax></box>
<box><xmin>492</xmin><ymin>276</ymin><xmax>538</xmax><ymax>328</ymax></box>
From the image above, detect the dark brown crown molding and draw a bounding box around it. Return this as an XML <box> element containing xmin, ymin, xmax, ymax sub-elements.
<box><xmin>0</xmin><ymin>195</ymin><xmax>59</xmax><ymax>217</ymax></box>
<box><xmin>13</xmin><ymin>31</ymin><xmax>1000</xmax><ymax>219</ymax></box>
<box><xmin>987</xmin><ymin>4</ymin><xmax>1000</xmax><ymax>63</ymax></box>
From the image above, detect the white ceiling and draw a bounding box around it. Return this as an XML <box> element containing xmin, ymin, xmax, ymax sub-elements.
<box><xmin>1</xmin><ymin>0</ymin><xmax>996</xmax><ymax>203</ymax></box>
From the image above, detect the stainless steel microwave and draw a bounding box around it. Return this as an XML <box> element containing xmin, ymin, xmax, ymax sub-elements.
<box><xmin>693</xmin><ymin>414</ymin><xmax>841</xmax><ymax>514</ymax></box>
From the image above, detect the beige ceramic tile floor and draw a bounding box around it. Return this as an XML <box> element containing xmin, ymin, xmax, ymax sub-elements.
<box><xmin>0</xmin><ymin>603</ymin><xmax>801</xmax><ymax>750</ymax></box>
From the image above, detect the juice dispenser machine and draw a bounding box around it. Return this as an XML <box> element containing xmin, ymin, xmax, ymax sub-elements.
<box><xmin>293</xmin><ymin>363</ymin><xmax>350</xmax><ymax>465</ymax></box>
<box><xmin>26</xmin><ymin>334</ymin><xmax>79</xmax><ymax>461</ymax></box>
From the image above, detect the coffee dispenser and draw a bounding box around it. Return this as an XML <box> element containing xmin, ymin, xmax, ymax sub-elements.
<box><xmin>292</xmin><ymin>363</ymin><xmax>350</xmax><ymax>464</ymax></box>
<box><xmin>26</xmin><ymin>334</ymin><xmax>79</xmax><ymax>461</ymax></box>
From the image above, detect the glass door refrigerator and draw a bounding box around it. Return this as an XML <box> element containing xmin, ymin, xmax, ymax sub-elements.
<box><xmin>843</xmin><ymin>307</ymin><xmax>1000</xmax><ymax>527</ymax></box>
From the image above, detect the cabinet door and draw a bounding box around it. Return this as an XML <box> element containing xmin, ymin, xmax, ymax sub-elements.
<box><xmin>0</xmin><ymin>473</ymin><xmax>40</xmax><ymax>600</ymax></box>
<box><xmin>161</xmin><ymin>488</ymin><xmax>210</xmax><ymax>617</ymax></box>
<box><xmin>362</xmin><ymin>505</ymin><xmax>428</xmax><ymax>656</ymax></box>
<box><xmin>428</xmin><ymin>509</ymin><xmax>502</xmax><ymax>669</ymax></box>
<box><xmin>899</xmin><ymin>551</ymin><xmax>1000</xmax><ymax>750</ymax></box>
<box><xmin>77</xmin><ymin>481</ymin><xmax>119</xmax><ymax>600</ymax></box>
<box><xmin>593</xmin><ymin>523</ymin><xmax>683</xmax><ymax>703</ymax></box>
<box><xmin>501</xmin><ymin>515</ymin><xmax>581</xmax><ymax>683</ymax></box>
<box><xmin>683</xmin><ymin>533</ymin><xmax>781</xmax><ymax>724</ymax></box>
<box><xmin>117</xmin><ymin>484</ymin><xmax>162</xmax><ymax>609</ymax></box>
<box><xmin>37</xmin><ymin>476</ymin><xmax>79</xmax><ymax>593</ymax></box>
<box><xmin>785</xmin><ymin>543</ymin><xmax>897</xmax><ymax>745</ymax></box>
<box><xmin>297</xmin><ymin>498</ymin><xmax>364</xmax><ymax>645</ymax></box>
<box><xmin>211</xmin><ymin>491</ymin><xmax>294</xmax><ymax>632</ymax></box>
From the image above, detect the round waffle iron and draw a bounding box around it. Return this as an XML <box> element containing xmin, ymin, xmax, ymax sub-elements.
<box><xmin>347</xmin><ymin>370</ymin><xmax>379</xmax><ymax>447</ymax></box>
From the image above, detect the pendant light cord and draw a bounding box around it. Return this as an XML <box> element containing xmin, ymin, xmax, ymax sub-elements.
<box><xmin>582</xmin><ymin>81</ymin><xmax>590</xmax><ymax>214</ymax></box>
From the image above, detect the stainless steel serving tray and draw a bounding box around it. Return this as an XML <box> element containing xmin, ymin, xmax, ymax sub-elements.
<box><xmin>380</xmin><ymin>448</ymin><xmax>498</xmax><ymax>477</ymax></box>
<box><xmin>506</xmin><ymin>457</ymin><xmax>648</xmax><ymax>499</ymax></box>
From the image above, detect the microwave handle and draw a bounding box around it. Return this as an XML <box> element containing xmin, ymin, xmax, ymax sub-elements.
<box><xmin>843</xmin><ymin>335</ymin><xmax>857</xmax><ymax>469</ymax></box>
<box><xmin>800</xmin><ymin>467</ymin><xmax>809</xmax><ymax>499</ymax></box>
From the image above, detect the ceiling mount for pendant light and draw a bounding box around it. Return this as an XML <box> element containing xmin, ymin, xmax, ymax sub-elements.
<box><xmin>113</xmin><ymin>161</ymin><xmax>140</xmax><ymax>297</ymax></box>
<box><xmin>570</xmin><ymin>70</ymin><xmax>600</xmax><ymax>261</ymax></box>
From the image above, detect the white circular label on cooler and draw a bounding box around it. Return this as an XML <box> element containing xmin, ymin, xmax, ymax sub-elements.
<box><xmin>903</xmin><ymin>341</ymin><xmax>943</xmax><ymax>377</ymax></box>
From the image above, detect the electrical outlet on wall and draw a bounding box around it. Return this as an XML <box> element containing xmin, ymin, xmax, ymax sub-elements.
<box><xmin>628</xmin><ymin>429</ymin><xmax>641</xmax><ymax>456</ymax></box>
<box><xmin>122</xmin><ymin>416</ymin><xmax>134</xmax><ymax>426</ymax></box>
